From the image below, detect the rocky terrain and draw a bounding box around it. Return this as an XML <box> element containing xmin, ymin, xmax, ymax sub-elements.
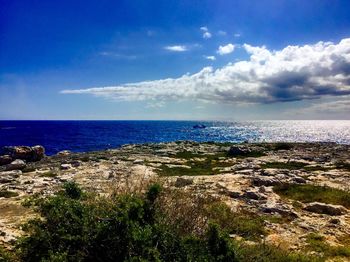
<box><xmin>0</xmin><ymin>142</ymin><xmax>349</xmax><ymax>259</ymax></box>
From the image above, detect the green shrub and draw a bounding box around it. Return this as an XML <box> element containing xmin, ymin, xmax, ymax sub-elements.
<box><xmin>14</xmin><ymin>182</ymin><xmax>326</xmax><ymax>262</ymax></box>
<box><xmin>16</xmin><ymin>182</ymin><xmax>238</xmax><ymax>262</ymax></box>
<box><xmin>0</xmin><ymin>246</ymin><xmax>16</xmax><ymax>262</ymax></box>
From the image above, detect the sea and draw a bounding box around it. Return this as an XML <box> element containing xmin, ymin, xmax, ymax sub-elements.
<box><xmin>0</xmin><ymin>120</ymin><xmax>349</xmax><ymax>155</ymax></box>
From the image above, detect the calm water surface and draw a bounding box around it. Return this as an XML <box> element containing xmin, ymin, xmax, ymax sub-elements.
<box><xmin>0</xmin><ymin>120</ymin><xmax>349</xmax><ymax>155</ymax></box>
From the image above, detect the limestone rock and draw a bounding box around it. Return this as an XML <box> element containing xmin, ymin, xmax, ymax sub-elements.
<box><xmin>292</xmin><ymin>177</ymin><xmax>306</xmax><ymax>184</ymax></box>
<box><xmin>0</xmin><ymin>155</ymin><xmax>12</xmax><ymax>166</ymax></box>
<box><xmin>60</xmin><ymin>164</ymin><xmax>71</xmax><ymax>170</ymax></box>
<box><xmin>175</xmin><ymin>177</ymin><xmax>193</xmax><ymax>187</ymax></box>
<box><xmin>244</xmin><ymin>190</ymin><xmax>267</xmax><ymax>200</ymax></box>
<box><xmin>228</xmin><ymin>146</ymin><xmax>250</xmax><ymax>157</ymax></box>
<box><xmin>2</xmin><ymin>145</ymin><xmax>45</xmax><ymax>162</ymax></box>
<box><xmin>5</xmin><ymin>159</ymin><xmax>26</xmax><ymax>171</ymax></box>
<box><xmin>57</xmin><ymin>150</ymin><xmax>72</xmax><ymax>156</ymax></box>
<box><xmin>252</xmin><ymin>176</ymin><xmax>282</xmax><ymax>187</ymax></box>
<box><xmin>304</xmin><ymin>202</ymin><xmax>347</xmax><ymax>216</ymax></box>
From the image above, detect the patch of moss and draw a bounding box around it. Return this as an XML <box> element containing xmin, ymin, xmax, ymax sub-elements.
<box><xmin>0</xmin><ymin>190</ymin><xmax>19</xmax><ymax>198</ymax></box>
<box><xmin>262</xmin><ymin>214</ymin><xmax>290</xmax><ymax>224</ymax></box>
<box><xmin>39</xmin><ymin>171</ymin><xmax>58</xmax><ymax>178</ymax></box>
<box><xmin>157</xmin><ymin>153</ymin><xmax>233</xmax><ymax>176</ymax></box>
<box><xmin>273</xmin><ymin>184</ymin><xmax>350</xmax><ymax>209</ymax></box>
<box><xmin>22</xmin><ymin>166</ymin><xmax>36</xmax><ymax>173</ymax></box>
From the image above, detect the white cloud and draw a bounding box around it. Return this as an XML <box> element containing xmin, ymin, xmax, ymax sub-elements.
<box><xmin>218</xmin><ymin>30</ymin><xmax>227</xmax><ymax>36</ymax></box>
<box><xmin>99</xmin><ymin>52</ymin><xmax>137</xmax><ymax>60</ymax></box>
<box><xmin>200</xmin><ymin>26</ymin><xmax>212</xmax><ymax>39</ymax></box>
<box><xmin>204</xmin><ymin>55</ymin><xmax>216</xmax><ymax>61</ymax></box>
<box><xmin>217</xmin><ymin>43</ymin><xmax>235</xmax><ymax>55</ymax></box>
<box><xmin>234</xmin><ymin>33</ymin><xmax>241</xmax><ymax>37</ymax></box>
<box><xmin>164</xmin><ymin>45</ymin><xmax>187</xmax><ymax>52</ymax></box>
<box><xmin>203</xmin><ymin>32</ymin><xmax>212</xmax><ymax>39</ymax></box>
<box><xmin>62</xmin><ymin>38</ymin><xmax>350</xmax><ymax>106</ymax></box>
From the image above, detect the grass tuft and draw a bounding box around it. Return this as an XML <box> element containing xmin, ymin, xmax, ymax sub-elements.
<box><xmin>0</xmin><ymin>190</ymin><xmax>19</xmax><ymax>198</ymax></box>
<box><xmin>274</xmin><ymin>184</ymin><xmax>350</xmax><ymax>208</ymax></box>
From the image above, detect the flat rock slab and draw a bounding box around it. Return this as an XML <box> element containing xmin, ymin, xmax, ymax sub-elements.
<box><xmin>304</xmin><ymin>202</ymin><xmax>348</xmax><ymax>216</ymax></box>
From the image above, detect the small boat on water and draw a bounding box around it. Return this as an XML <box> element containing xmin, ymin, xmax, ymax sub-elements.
<box><xmin>193</xmin><ymin>124</ymin><xmax>206</xmax><ymax>129</ymax></box>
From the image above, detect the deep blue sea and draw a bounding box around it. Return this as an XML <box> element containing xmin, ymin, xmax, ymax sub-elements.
<box><xmin>0</xmin><ymin>120</ymin><xmax>350</xmax><ymax>155</ymax></box>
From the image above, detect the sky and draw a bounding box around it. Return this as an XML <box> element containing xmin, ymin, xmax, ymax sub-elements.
<box><xmin>1</xmin><ymin>0</ymin><xmax>350</xmax><ymax>120</ymax></box>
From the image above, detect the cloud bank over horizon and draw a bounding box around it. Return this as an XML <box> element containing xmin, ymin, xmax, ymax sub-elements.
<box><xmin>61</xmin><ymin>38</ymin><xmax>350</xmax><ymax>105</ymax></box>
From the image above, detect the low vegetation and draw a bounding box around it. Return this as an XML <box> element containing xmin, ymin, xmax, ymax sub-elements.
<box><xmin>157</xmin><ymin>152</ymin><xmax>233</xmax><ymax>176</ymax></box>
<box><xmin>273</xmin><ymin>184</ymin><xmax>350</xmax><ymax>208</ymax></box>
<box><xmin>0</xmin><ymin>182</ymin><xmax>322</xmax><ymax>261</ymax></box>
<box><xmin>206</xmin><ymin>203</ymin><xmax>266</xmax><ymax>241</ymax></box>
<box><xmin>261</xmin><ymin>161</ymin><xmax>330</xmax><ymax>171</ymax></box>
<box><xmin>39</xmin><ymin>171</ymin><xmax>58</xmax><ymax>178</ymax></box>
<box><xmin>305</xmin><ymin>233</ymin><xmax>350</xmax><ymax>259</ymax></box>
<box><xmin>0</xmin><ymin>190</ymin><xmax>19</xmax><ymax>198</ymax></box>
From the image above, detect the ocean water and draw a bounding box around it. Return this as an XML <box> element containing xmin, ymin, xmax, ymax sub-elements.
<box><xmin>0</xmin><ymin>120</ymin><xmax>349</xmax><ymax>155</ymax></box>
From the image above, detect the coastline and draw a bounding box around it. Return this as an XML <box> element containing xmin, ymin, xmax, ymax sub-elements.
<box><xmin>0</xmin><ymin>141</ymin><xmax>349</xmax><ymax>258</ymax></box>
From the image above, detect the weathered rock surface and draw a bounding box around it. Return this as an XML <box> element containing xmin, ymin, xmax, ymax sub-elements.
<box><xmin>1</xmin><ymin>145</ymin><xmax>45</xmax><ymax>162</ymax></box>
<box><xmin>304</xmin><ymin>202</ymin><xmax>348</xmax><ymax>216</ymax></box>
<box><xmin>5</xmin><ymin>159</ymin><xmax>26</xmax><ymax>171</ymax></box>
<box><xmin>0</xmin><ymin>155</ymin><xmax>12</xmax><ymax>166</ymax></box>
<box><xmin>174</xmin><ymin>177</ymin><xmax>193</xmax><ymax>187</ymax></box>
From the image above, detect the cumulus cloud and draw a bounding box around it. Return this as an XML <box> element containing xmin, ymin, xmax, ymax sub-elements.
<box><xmin>200</xmin><ymin>26</ymin><xmax>212</xmax><ymax>39</ymax></box>
<box><xmin>217</xmin><ymin>44</ymin><xmax>235</xmax><ymax>55</ymax></box>
<box><xmin>61</xmin><ymin>38</ymin><xmax>350</xmax><ymax>105</ymax></box>
<box><xmin>164</xmin><ymin>45</ymin><xmax>187</xmax><ymax>52</ymax></box>
<box><xmin>204</xmin><ymin>55</ymin><xmax>216</xmax><ymax>61</ymax></box>
<box><xmin>218</xmin><ymin>30</ymin><xmax>227</xmax><ymax>36</ymax></box>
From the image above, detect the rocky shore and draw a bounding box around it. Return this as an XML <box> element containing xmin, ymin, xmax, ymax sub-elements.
<box><xmin>0</xmin><ymin>142</ymin><xmax>349</xmax><ymax>258</ymax></box>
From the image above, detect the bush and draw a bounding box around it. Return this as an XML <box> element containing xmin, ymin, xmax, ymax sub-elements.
<box><xmin>14</xmin><ymin>182</ymin><xmax>326</xmax><ymax>262</ymax></box>
<box><xmin>16</xmin><ymin>182</ymin><xmax>237</xmax><ymax>262</ymax></box>
<box><xmin>0</xmin><ymin>246</ymin><xmax>16</xmax><ymax>262</ymax></box>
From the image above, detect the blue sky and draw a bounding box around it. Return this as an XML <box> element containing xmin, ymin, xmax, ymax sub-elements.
<box><xmin>1</xmin><ymin>0</ymin><xmax>350</xmax><ymax>120</ymax></box>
